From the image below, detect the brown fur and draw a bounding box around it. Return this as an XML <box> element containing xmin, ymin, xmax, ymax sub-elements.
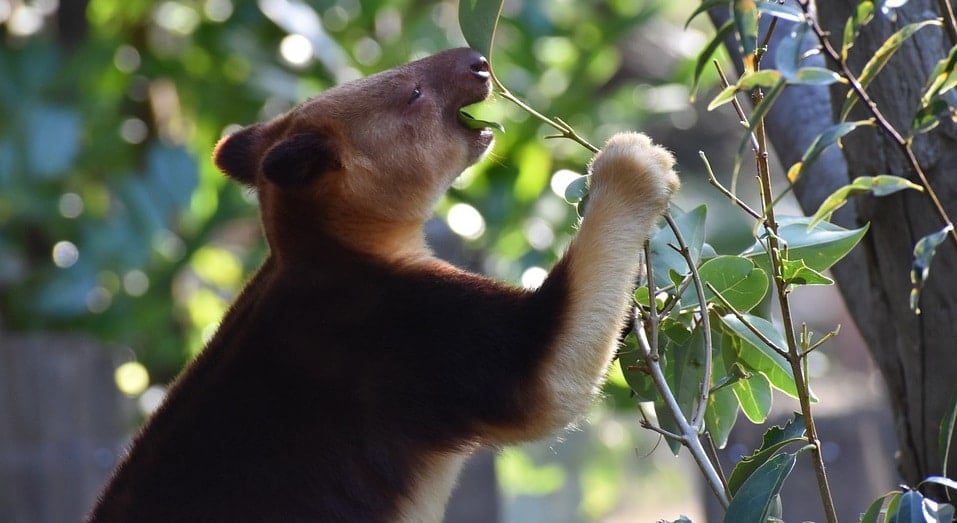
<box><xmin>89</xmin><ymin>48</ymin><xmax>678</xmax><ymax>522</ymax></box>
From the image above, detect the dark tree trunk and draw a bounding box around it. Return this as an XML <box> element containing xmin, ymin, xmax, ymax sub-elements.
<box><xmin>711</xmin><ymin>0</ymin><xmax>957</xmax><ymax>485</ymax></box>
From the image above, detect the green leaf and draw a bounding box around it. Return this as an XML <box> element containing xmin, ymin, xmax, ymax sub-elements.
<box><xmin>563</xmin><ymin>174</ymin><xmax>588</xmax><ymax>204</ymax></box>
<box><xmin>841</xmin><ymin>19</ymin><xmax>943</xmax><ymax>120</ymax></box>
<box><xmin>920</xmin><ymin>44</ymin><xmax>957</xmax><ymax>107</ymax></box>
<box><xmin>809</xmin><ymin>175</ymin><xmax>923</xmax><ymax>229</ymax></box>
<box><xmin>791</xmin><ymin>67</ymin><xmax>844</xmax><ymax>86</ymax></box>
<box><xmin>922</xmin><ymin>496</ymin><xmax>956</xmax><ymax>523</ymax></box>
<box><xmin>940</xmin><ymin>391</ymin><xmax>957</xmax><ymax>479</ymax></box>
<box><xmin>618</xmin><ymin>334</ymin><xmax>658</xmax><ymax>402</ymax></box>
<box><xmin>458</xmin><ymin>110</ymin><xmax>505</xmax><ymax>132</ymax></box>
<box><xmin>920</xmin><ymin>476</ymin><xmax>957</xmax><ymax>492</ymax></box>
<box><xmin>861</xmin><ymin>491</ymin><xmax>903</xmax><ymax>523</ymax></box>
<box><xmin>723</xmin><ymin>452</ymin><xmax>798</xmax><ymax>523</ymax></box>
<box><xmin>721</xmin><ymin>313</ymin><xmax>801</xmax><ymax>399</ymax></box>
<box><xmin>775</xmin><ymin>21</ymin><xmax>809</xmax><ymax>79</ymax></box>
<box><xmin>733</xmin><ymin>0</ymin><xmax>760</xmax><ymax>61</ymax></box>
<box><xmin>687</xmin><ymin>255</ymin><xmax>769</xmax><ymax>311</ymax></box>
<box><xmin>708</xmin><ymin>84</ymin><xmax>739</xmax><ymax>111</ymax></box>
<box><xmin>650</xmin><ymin>205</ymin><xmax>707</xmax><ymax>289</ymax></box>
<box><xmin>910</xmin><ymin>224</ymin><xmax>953</xmax><ymax>314</ymax></box>
<box><xmin>733</xmin><ymin>371</ymin><xmax>772</xmax><ymax>423</ymax></box>
<box><xmin>665</xmin><ymin>325</ymin><xmax>707</xmax><ymax>446</ymax></box>
<box><xmin>885</xmin><ymin>490</ymin><xmax>904</xmax><ymax>522</ymax></box>
<box><xmin>911</xmin><ymin>98</ymin><xmax>949</xmax><ymax>135</ymax></box>
<box><xmin>458</xmin><ymin>0</ymin><xmax>505</xmax><ymax>61</ymax></box>
<box><xmin>693</xmin><ymin>21</ymin><xmax>736</xmax><ymax>101</ymax></box>
<box><xmin>744</xmin><ymin>216</ymin><xmax>869</xmax><ymax>273</ymax></box>
<box><xmin>709</xmin><ymin>70</ymin><xmax>782</xmax><ymax>111</ymax></box>
<box><xmin>727</xmin><ymin>412</ymin><xmax>806</xmax><ymax>495</ymax></box>
<box><xmin>842</xmin><ymin>1</ymin><xmax>876</xmax><ymax>61</ymax></box>
<box><xmin>787</xmin><ymin>120</ymin><xmax>874</xmax><ymax>184</ymax></box>
<box><xmin>891</xmin><ymin>490</ymin><xmax>925</xmax><ymax>523</ymax></box>
<box><xmin>755</xmin><ymin>0</ymin><xmax>805</xmax><ymax>22</ymax></box>
<box><xmin>706</xmin><ymin>333</ymin><xmax>743</xmax><ymax>448</ymax></box>
<box><xmin>686</xmin><ymin>0</ymin><xmax>732</xmax><ymax>29</ymax></box>
<box><xmin>781</xmin><ymin>258</ymin><xmax>834</xmax><ymax>286</ymax></box>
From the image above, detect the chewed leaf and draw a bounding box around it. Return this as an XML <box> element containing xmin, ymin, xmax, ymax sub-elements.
<box><xmin>910</xmin><ymin>224</ymin><xmax>953</xmax><ymax>314</ymax></box>
<box><xmin>809</xmin><ymin>175</ymin><xmax>923</xmax><ymax>229</ymax></box>
<box><xmin>788</xmin><ymin>120</ymin><xmax>873</xmax><ymax>184</ymax></box>
<box><xmin>727</xmin><ymin>413</ymin><xmax>806</xmax><ymax>495</ymax></box>
<box><xmin>841</xmin><ymin>19</ymin><xmax>942</xmax><ymax>120</ymax></box>
<box><xmin>458</xmin><ymin>0</ymin><xmax>504</xmax><ymax>61</ymax></box>
<box><xmin>457</xmin><ymin>110</ymin><xmax>505</xmax><ymax>132</ymax></box>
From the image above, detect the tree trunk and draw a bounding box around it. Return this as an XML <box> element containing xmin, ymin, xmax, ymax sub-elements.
<box><xmin>711</xmin><ymin>0</ymin><xmax>957</xmax><ymax>485</ymax></box>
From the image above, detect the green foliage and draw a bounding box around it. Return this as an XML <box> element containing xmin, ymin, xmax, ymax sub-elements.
<box><xmin>809</xmin><ymin>175</ymin><xmax>923</xmax><ymax>228</ymax></box>
<box><xmin>911</xmin><ymin>224</ymin><xmax>954</xmax><ymax>314</ymax></box>
<box><xmin>723</xmin><ymin>450</ymin><xmax>800</xmax><ymax>522</ymax></box>
<box><xmin>786</xmin><ymin>120</ymin><xmax>875</xmax><ymax>184</ymax></box>
<box><xmin>458</xmin><ymin>0</ymin><xmax>504</xmax><ymax>60</ymax></box>
<box><xmin>861</xmin><ymin>484</ymin><xmax>955</xmax><ymax>523</ymax></box>
<box><xmin>727</xmin><ymin>413</ymin><xmax>806</xmax><ymax>495</ymax></box>
<box><xmin>842</xmin><ymin>1</ymin><xmax>876</xmax><ymax>61</ymax></box>
<box><xmin>687</xmin><ymin>256</ymin><xmax>768</xmax><ymax>311</ymax></box>
<box><xmin>744</xmin><ymin>217</ymin><xmax>869</xmax><ymax>273</ymax></box>
<box><xmin>840</xmin><ymin>19</ymin><xmax>943</xmax><ymax>120</ymax></box>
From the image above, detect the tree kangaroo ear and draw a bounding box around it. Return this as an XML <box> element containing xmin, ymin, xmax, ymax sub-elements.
<box><xmin>213</xmin><ymin>124</ymin><xmax>264</xmax><ymax>186</ymax></box>
<box><xmin>261</xmin><ymin>132</ymin><xmax>341</xmax><ymax>188</ymax></box>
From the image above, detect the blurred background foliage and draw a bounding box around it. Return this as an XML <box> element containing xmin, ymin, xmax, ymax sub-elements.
<box><xmin>1</xmin><ymin>0</ymin><xmax>809</xmax><ymax>520</ymax></box>
<box><xmin>1</xmin><ymin>0</ymin><xmax>732</xmax><ymax>390</ymax></box>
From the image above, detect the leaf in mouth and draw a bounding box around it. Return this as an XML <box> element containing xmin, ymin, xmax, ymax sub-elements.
<box><xmin>458</xmin><ymin>110</ymin><xmax>504</xmax><ymax>133</ymax></box>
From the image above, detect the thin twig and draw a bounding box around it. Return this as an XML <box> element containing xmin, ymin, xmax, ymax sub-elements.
<box><xmin>703</xmin><ymin>431</ymin><xmax>731</xmax><ymax>496</ymax></box>
<box><xmin>748</xmin><ymin>69</ymin><xmax>839</xmax><ymax>522</ymax></box>
<box><xmin>801</xmin><ymin>325</ymin><xmax>842</xmax><ymax>358</ymax></box>
<box><xmin>700</xmin><ymin>151</ymin><xmax>762</xmax><ymax>220</ymax></box>
<box><xmin>663</xmin><ymin>212</ymin><xmax>713</xmax><ymax>432</ymax></box>
<box><xmin>714</xmin><ymin>60</ymin><xmax>761</xmax><ymax>153</ymax></box>
<box><xmin>659</xmin><ymin>276</ymin><xmax>694</xmax><ymax>317</ymax></box>
<box><xmin>798</xmin><ymin>0</ymin><xmax>957</xmax><ymax>249</ymax></box>
<box><xmin>639</xmin><ymin>419</ymin><xmax>684</xmax><ymax>441</ymax></box>
<box><xmin>634</xmin><ymin>314</ymin><xmax>730</xmax><ymax>508</ymax></box>
<box><xmin>705</xmin><ymin>282</ymin><xmax>790</xmax><ymax>359</ymax></box>
<box><xmin>939</xmin><ymin>0</ymin><xmax>957</xmax><ymax>43</ymax></box>
<box><xmin>644</xmin><ymin>242</ymin><xmax>661</xmax><ymax>359</ymax></box>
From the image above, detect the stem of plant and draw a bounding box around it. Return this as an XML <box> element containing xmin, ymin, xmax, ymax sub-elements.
<box><xmin>633</xmin><ymin>316</ymin><xmax>730</xmax><ymax>509</ymax></box>
<box><xmin>750</xmin><ymin>82</ymin><xmax>839</xmax><ymax>523</ymax></box>
<box><xmin>798</xmin><ymin>0</ymin><xmax>957</xmax><ymax>249</ymax></box>
<box><xmin>663</xmin><ymin>212</ymin><xmax>713</xmax><ymax>432</ymax></box>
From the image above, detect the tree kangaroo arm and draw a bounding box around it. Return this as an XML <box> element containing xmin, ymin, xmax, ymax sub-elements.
<box><xmin>539</xmin><ymin>132</ymin><xmax>679</xmax><ymax>429</ymax></box>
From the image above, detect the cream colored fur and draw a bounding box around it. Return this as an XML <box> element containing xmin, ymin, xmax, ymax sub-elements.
<box><xmin>538</xmin><ymin>132</ymin><xmax>679</xmax><ymax>431</ymax></box>
<box><xmin>398</xmin><ymin>453</ymin><xmax>468</xmax><ymax>523</ymax></box>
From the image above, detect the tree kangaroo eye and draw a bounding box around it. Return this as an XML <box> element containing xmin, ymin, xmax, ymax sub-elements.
<box><xmin>409</xmin><ymin>86</ymin><xmax>422</xmax><ymax>104</ymax></box>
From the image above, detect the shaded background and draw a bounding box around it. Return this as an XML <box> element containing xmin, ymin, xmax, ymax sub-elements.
<box><xmin>0</xmin><ymin>0</ymin><xmax>899</xmax><ymax>521</ymax></box>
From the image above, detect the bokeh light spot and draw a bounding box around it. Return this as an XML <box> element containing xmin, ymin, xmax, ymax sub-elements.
<box><xmin>52</xmin><ymin>241</ymin><xmax>79</xmax><ymax>268</ymax></box>
<box><xmin>115</xmin><ymin>362</ymin><xmax>150</xmax><ymax>397</ymax></box>
<box><xmin>521</xmin><ymin>266</ymin><xmax>548</xmax><ymax>290</ymax></box>
<box><xmin>447</xmin><ymin>203</ymin><xmax>485</xmax><ymax>240</ymax></box>
<box><xmin>58</xmin><ymin>193</ymin><xmax>84</xmax><ymax>219</ymax></box>
<box><xmin>123</xmin><ymin>270</ymin><xmax>150</xmax><ymax>297</ymax></box>
<box><xmin>280</xmin><ymin>34</ymin><xmax>314</xmax><ymax>67</ymax></box>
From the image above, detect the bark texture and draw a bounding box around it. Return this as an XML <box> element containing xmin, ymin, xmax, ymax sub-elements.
<box><xmin>712</xmin><ymin>0</ymin><xmax>957</xmax><ymax>484</ymax></box>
